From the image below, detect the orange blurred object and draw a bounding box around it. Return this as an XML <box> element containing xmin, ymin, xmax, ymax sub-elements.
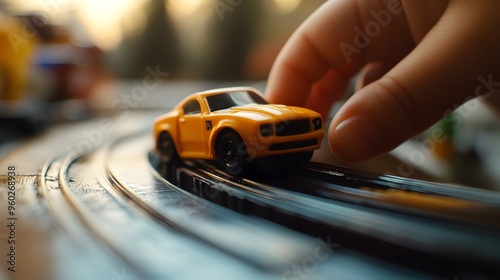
<box><xmin>0</xmin><ymin>15</ymin><xmax>38</xmax><ymax>101</ymax></box>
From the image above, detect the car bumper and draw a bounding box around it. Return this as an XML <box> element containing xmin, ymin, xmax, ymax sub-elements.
<box><xmin>244</xmin><ymin>129</ymin><xmax>324</xmax><ymax>158</ymax></box>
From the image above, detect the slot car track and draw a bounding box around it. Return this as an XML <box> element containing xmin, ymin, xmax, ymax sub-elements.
<box><xmin>153</xmin><ymin>153</ymin><xmax>500</xmax><ymax>275</ymax></box>
<box><xmin>33</xmin><ymin>124</ymin><xmax>500</xmax><ymax>280</ymax></box>
<box><xmin>39</xmin><ymin>134</ymin><xmax>314</xmax><ymax>279</ymax></box>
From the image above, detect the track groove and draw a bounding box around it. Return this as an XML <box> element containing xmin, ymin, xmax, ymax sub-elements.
<box><xmin>38</xmin><ymin>130</ymin><xmax>500</xmax><ymax>279</ymax></box>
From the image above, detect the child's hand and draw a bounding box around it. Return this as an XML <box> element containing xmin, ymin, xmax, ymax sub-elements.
<box><xmin>266</xmin><ymin>0</ymin><xmax>500</xmax><ymax>162</ymax></box>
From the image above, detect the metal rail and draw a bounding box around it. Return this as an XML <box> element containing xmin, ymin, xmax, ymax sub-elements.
<box><xmin>149</xmin><ymin>158</ymin><xmax>500</xmax><ymax>275</ymax></box>
<box><xmin>39</xmin><ymin>152</ymin><xmax>146</xmax><ymax>279</ymax></box>
<box><xmin>102</xmin><ymin>132</ymin><xmax>317</xmax><ymax>271</ymax></box>
<box><xmin>38</xmin><ymin>130</ymin><xmax>500</xmax><ymax>277</ymax></box>
<box><xmin>41</xmin><ymin>138</ymin><xmax>293</xmax><ymax>278</ymax></box>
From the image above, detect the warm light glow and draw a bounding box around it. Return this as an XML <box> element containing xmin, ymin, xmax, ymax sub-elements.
<box><xmin>273</xmin><ymin>0</ymin><xmax>301</xmax><ymax>14</ymax></box>
<box><xmin>7</xmin><ymin>0</ymin><xmax>147</xmax><ymax>50</ymax></box>
<box><xmin>75</xmin><ymin>0</ymin><xmax>146</xmax><ymax>49</ymax></box>
<box><xmin>166</xmin><ymin>0</ymin><xmax>208</xmax><ymax>21</ymax></box>
<box><xmin>121</xmin><ymin>8</ymin><xmax>148</xmax><ymax>38</ymax></box>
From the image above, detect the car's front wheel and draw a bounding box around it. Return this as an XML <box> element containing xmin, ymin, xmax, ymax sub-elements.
<box><xmin>216</xmin><ymin>131</ymin><xmax>248</xmax><ymax>176</ymax></box>
<box><xmin>158</xmin><ymin>132</ymin><xmax>179</xmax><ymax>163</ymax></box>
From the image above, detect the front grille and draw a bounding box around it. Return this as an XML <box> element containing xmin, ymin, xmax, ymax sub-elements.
<box><xmin>269</xmin><ymin>139</ymin><xmax>318</xmax><ymax>151</ymax></box>
<box><xmin>275</xmin><ymin>119</ymin><xmax>310</xmax><ymax>136</ymax></box>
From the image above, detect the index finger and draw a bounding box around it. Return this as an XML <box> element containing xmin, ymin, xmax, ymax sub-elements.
<box><xmin>265</xmin><ymin>0</ymin><xmax>411</xmax><ymax>114</ymax></box>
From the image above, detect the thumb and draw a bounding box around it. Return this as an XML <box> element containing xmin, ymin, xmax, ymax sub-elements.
<box><xmin>329</xmin><ymin>75</ymin><xmax>438</xmax><ymax>162</ymax></box>
<box><xmin>329</xmin><ymin>0</ymin><xmax>500</xmax><ymax>162</ymax></box>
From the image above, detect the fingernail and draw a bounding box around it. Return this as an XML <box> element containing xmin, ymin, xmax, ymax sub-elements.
<box><xmin>332</xmin><ymin>116</ymin><xmax>380</xmax><ymax>161</ymax></box>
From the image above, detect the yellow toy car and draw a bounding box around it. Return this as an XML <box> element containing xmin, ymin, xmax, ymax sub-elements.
<box><xmin>153</xmin><ymin>87</ymin><xmax>324</xmax><ymax>176</ymax></box>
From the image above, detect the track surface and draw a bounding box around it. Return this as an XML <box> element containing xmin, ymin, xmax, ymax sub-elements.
<box><xmin>2</xmin><ymin>113</ymin><xmax>500</xmax><ymax>279</ymax></box>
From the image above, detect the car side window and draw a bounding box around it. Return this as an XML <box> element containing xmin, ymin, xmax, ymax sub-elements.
<box><xmin>183</xmin><ymin>100</ymin><xmax>201</xmax><ymax>115</ymax></box>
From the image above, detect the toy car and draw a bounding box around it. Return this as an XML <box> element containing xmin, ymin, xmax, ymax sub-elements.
<box><xmin>153</xmin><ymin>87</ymin><xmax>324</xmax><ymax>176</ymax></box>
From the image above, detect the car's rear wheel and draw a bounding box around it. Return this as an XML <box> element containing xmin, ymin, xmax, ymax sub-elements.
<box><xmin>216</xmin><ymin>131</ymin><xmax>248</xmax><ymax>176</ymax></box>
<box><xmin>158</xmin><ymin>132</ymin><xmax>179</xmax><ymax>163</ymax></box>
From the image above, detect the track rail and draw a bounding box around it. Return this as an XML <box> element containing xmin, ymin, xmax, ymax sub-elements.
<box><xmin>38</xmin><ymin>130</ymin><xmax>500</xmax><ymax>278</ymax></box>
<box><xmin>148</xmin><ymin>157</ymin><xmax>500</xmax><ymax>276</ymax></box>
<box><xmin>253</xmin><ymin>162</ymin><xmax>500</xmax><ymax>228</ymax></box>
<box><xmin>39</xmin><ymin>152</ymin><xmax>145</xmax><ymax>278</ymax></box>
<box><xmin>102</xmin><ymin>132</ymin><xmax>318</xmax><ymax>271</ymax></box>
<box><xmin>40</xmin><ymin>137</ymin><xmax>297</xmax><ymax>278</ymax></box>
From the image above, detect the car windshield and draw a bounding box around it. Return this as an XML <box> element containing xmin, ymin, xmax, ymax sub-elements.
<box><xmin>206</xmin><ymin>91</ymin><xmax>268</xmax><ymax>112</ymax></box>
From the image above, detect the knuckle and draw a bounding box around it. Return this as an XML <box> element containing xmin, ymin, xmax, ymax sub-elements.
<box><xmin>372</xmin><ymin>76</ymin><xmax>423</xmax><ymax>130</ymax></box>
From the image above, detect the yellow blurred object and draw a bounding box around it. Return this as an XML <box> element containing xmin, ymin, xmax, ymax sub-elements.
<box><xmin>0</xmin><ymin>16</ymin><xmax>38</xmax><ymax>101</ymax></box>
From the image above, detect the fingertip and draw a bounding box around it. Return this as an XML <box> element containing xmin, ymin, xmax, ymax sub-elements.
<box><xmin>328</xmin><ymin>115</ymin><xmax>382</xmax><ymax>162</ymax></box>
<box><xmin>328</xmin><ymin>77</ymin><xmax>417</xmax><ymax>162</ymax></box>
<box><xmin>328</xmin><ymin>127</ymin><xmax>350</xmax><ymax>162</ymax></box>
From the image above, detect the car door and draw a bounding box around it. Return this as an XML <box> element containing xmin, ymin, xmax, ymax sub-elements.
<box><xmin>178</xmin><ymin>98</ymin><xmax>205</xmax><ymax>156</ymax></box>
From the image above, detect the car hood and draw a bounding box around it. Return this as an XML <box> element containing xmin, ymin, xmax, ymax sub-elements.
<box><xmin>214</xmin><ymin>104</ymin><xmax>318</xmax><ymax>122</ymax></box>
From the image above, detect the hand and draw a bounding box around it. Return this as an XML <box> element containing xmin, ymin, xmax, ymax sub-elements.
<box><xmin>266</xmin><ymin>0</ymin><xmax>500</xmax><ymax>162</ymax></box>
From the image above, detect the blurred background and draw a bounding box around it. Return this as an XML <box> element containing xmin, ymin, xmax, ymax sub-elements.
<box><xmin>0</xmin><ymin>0</ymin><xmax>325</xmax><ymax>80</ymax></box>
<box><xmin>0</xmin><ymin>0</ymin><xmax>325</xmax><ymax>145</ymax></box>
<box><xmin>1</xmin><ymin>0</ymin><xmax>500</xmax><ymax>191</ymax></box>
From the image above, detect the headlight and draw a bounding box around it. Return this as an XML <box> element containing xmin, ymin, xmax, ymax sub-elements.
<box><xmin>312</xmin><ymin>117</ymin><xmax>322</xmax><ymax>130</ymax></box>
<box><xmin>260</xmin><ymin>124</ymin><xmax>274</xmax><ymax>136</ymax></box>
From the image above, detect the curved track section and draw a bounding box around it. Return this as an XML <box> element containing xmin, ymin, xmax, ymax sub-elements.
<box><xmin>102</xmin><ymin>132</ymin><xmax>321</xmax><ymax>271</ymax></box>
<box><xmin>150</xmin><ymin>148</ymin><xmax>500</xmax><ymax>277</ymax></box>
<box><xmin>37</xmin><ymin>127</ymin><xmax>500</xmax><ymax>279</ymax></box>
<box><xmin>40</xmin><ymin>135</ymin><xmax>298</xmax><ymax>279</ymax></box>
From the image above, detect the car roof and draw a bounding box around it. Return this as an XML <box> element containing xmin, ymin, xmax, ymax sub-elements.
<box><xmin>174</xmin><ymin>86</ymin><xmax>266</xmax><ymax>110</ymax></box>
<box><xmin>191</xmin><ymin>86</ymin><xmax>263</xmax><ymax>98</ymax></box>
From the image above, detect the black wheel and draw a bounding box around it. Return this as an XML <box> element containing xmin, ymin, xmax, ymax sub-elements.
<box><xmin>216</xmin><ymin>131</ymin><xmax>248</xmax><ymax>176</ymax></box>
<box><xmin>158</xmin><ymin>132</ymin><xmax>179</xmax><ymax>163</ymax></box>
